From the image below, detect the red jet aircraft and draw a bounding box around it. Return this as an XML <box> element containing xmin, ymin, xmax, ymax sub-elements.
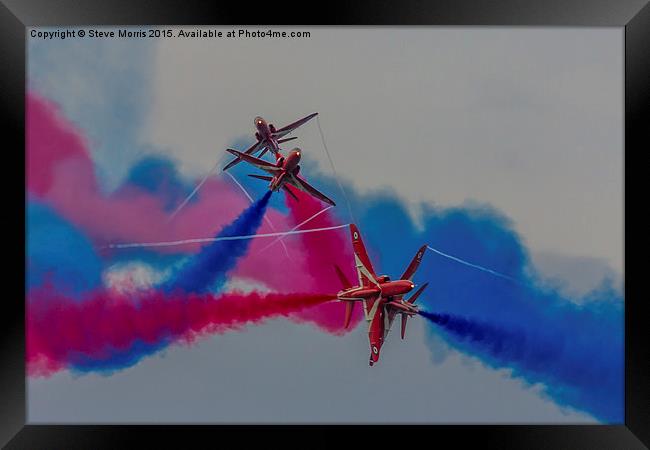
<box><xmin>225</xmin><ymin>147</ymin><xmax>336</xmax><ymax>206</ymax></box>
<box><xmin>335</xmin><ymin>224</ymin><xmax>428</xmax><ymax>366</ymax></box>
<box><xmin>223</xmin><ymin>113</ymin><xmax>318</xmax><ymax>171</ymax></box>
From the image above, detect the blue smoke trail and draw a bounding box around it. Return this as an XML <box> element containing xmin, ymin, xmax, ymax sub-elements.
<box><xmin>69</xmin><ymin>338</ymin><xmax>171</xmax><ymax>375</ymax></box>
<box><xmin>297</xmin><ymin>170</ymin><xmax>623</xmax><ymax>422</ymax></box>
<box><xmin>27</xmin><ymin>200</ymin><xmax>103</xmax><ymax>299</ymax></box>
<box><xmin>120</xmin><ymin>155</ymin><xmax>196</xmax><ymax>212</ymax></box>
<box><xmin>162</xmin><ymin>190</ymin><xmax>272</xmax><ymax>293</ymax></box>
<box><xmin>419</xmin><ymin>309</ymin><xmax>622</xmax><ymax>423</ymax></box>
<box><xmin>412</xmin><ymin>203</ymin><xmax>622</xmax><ymax>423</ymax></box>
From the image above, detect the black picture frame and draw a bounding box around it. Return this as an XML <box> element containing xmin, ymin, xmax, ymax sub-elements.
<box><xmin>2</xmin><ymin>1</ymin><xmax>647</xmax><ymax>448</ymax></box>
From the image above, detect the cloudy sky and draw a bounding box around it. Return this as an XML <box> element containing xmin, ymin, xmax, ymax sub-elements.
<box><xmin>27</xmin><ymin>26</ymin><xmax>622</xmax><ymax>423</ymax></box>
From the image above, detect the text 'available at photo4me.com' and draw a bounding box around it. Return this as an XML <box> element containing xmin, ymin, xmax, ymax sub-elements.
<box><xmin>29</xmin><ymin>27</ymin><xmax>313</xmax><ymax>41</ymax></box>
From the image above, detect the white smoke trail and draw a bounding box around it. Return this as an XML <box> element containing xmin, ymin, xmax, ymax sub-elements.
<box><xmin>256</xmin><ymin>205</ymin><xmax>334</xmax><ymax>255</ymax></box>
<box><xmin>106</xmin><ymin>224</ymin><xmax>350</xmax><ymax>249</ymax></box>
<box><xmin>167</xmin><ymin>154</ymin><xmax>226</xmax><ymax>222</ymax></box>
<box><xmin>224</xmin><ymin>170</ymin><xmax>253</xmax><ymax>202</ymax></box>
<box><xmin>316</xmin><ymin>115</ymin><xmax>356</xmax><ymax>224</ymax></box>
<box><xmin>426</xmin><ymin>245</ymin><xmax>522</xmax><ymax>285</ymax></box>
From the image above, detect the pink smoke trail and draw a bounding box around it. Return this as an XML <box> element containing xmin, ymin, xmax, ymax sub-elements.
<box><xmin>283</xmin><ymin>189</ymin><xmax>363</xmax><ymax>334</ymax></box>
<box><xmin>26</xmin><ymin>92</ymin><xmax>290</xmax><ymax>254</ymax></box>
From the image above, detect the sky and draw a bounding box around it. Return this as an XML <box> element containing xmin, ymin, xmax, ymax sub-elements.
<box><xmin>26</xmin><ymin>26</ymin><xmax>623</xmax><ymax>423</ymax></box>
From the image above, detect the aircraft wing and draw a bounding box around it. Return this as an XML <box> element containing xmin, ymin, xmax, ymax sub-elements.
<box><xmin>226</xmin><ymin>149</ymin><xmax>282</xmax><ymax>174</ymax></box>
<box><xmin>287</xmin><ymin>174</ymin><xmax>336</xmax><ymax>206</ymax></box>
<box><xmin>272</xmin><ymin>112</ymin><xmax>318</xmax><ymax>138</ymax></box>
<box><xmin>223</xmin><ymin>140</ymin><xmax>265</xmax><ymax>171</ymax></box>
<box><xmin>282</xmin><ymin>184</ymin><xmax>299</xmax><ymax>201</ymax></box>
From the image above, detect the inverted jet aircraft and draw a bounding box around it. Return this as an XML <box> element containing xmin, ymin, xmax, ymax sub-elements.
<box><xmin>223</xmin><ymin>113</ymin><xmax>318</xmax><ymax>171</ymax></box>
<box><xmin>225</xmin><ymin>147</ymin><xmax>336</xmax><ymax>206</ymax></box>
<box><xmin>335</xmin><ymin>224</ymin><xmax>428</xmax><ymax>366</ymax></box>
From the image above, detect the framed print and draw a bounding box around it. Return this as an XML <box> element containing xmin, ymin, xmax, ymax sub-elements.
<box><xmin>1</xmin><ymin>0</ymin><xmax>647</xmax><ymax>448</ymax></box>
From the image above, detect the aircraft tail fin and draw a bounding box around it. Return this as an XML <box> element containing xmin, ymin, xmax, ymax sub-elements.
<box><xmin>349</xmin><ymin>224</ymin><xmax>378</xmax><ymax>286</ymax></box>
<box><xmin>401</xmin><ymin>245</ymin><xmax>427</xmax><ymax>281</ymax></box>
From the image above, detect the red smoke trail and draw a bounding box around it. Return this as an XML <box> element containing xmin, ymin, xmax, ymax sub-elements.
<box><xmin>27</xmin><ymin>287</ymin><xmax>335</xmax><ymax>377</ymax></box>
<box><xmin>284</xmin><ymin>190</ymin><xmax>363</xmax><ymax>333</ymax></box>
<box><xmin>26</xmin><ymin>92</ymin><xmax>357</xmax><ymax>336</ymax></box>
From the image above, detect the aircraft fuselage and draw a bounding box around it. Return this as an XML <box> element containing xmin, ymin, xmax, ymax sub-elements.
<box><xmin>336</xmin><ymin>279</ymin><xmax>414</xmax><ymax>301</ymax></box>
<box><xmin>254</xmin><ymin>116</ymin><xmax>280</xmax><ymax>153</ymax></box>
<box><xmin>268</xmin><ymin>149</ymin><xmax>301</xmax><ymax>191</ymax></box>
